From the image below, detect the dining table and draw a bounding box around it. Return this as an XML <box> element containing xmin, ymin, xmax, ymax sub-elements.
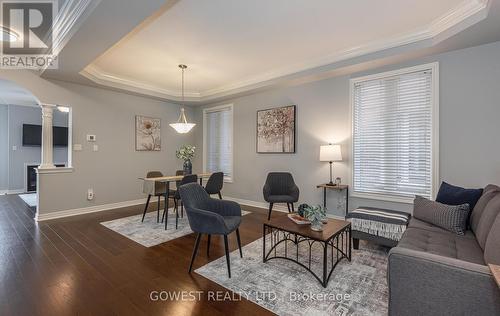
<box><xmin>138</xmin><ymin>172</ymin><xmax>212</xmax><ymax>228</ymax></box>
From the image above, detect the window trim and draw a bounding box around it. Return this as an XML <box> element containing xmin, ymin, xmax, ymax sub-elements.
<box><xmin>349</xmin><ymin>62</ymin><xmax>439</xmax><ymax>204</ymax></box>
<box><xmin>202</xmin><ymin>103</ymin><xmax>234</xmax><ymax>183</ymax></box>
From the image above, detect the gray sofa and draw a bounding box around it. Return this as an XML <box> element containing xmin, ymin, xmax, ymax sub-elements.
<box><xmin>388</xmin><ymin>184</ymin><xmax>500</xmax><ymax>316</ymax></box>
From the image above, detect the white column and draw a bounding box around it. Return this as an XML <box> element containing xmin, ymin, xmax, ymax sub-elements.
<box><xmin>39</xmin><ymin>104</ymin><xmax>56</xmax><ymax>169</ymax></box>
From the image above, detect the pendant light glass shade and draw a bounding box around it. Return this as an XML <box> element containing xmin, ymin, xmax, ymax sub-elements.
<box><xmin>170</xmin><ymin>64</ymin><xmax>196</xmax><ymax>133</ymax></box>
<box><xmin>170</xmin><ymin>108</ymin><xmax>196</xmax><ymax>133</ymax></box>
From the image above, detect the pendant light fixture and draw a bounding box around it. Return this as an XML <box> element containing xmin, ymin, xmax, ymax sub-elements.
<box><xmin>170</xmin><ymin>64</ymin><xmax>196</xmax><ymax>134</ymax></box>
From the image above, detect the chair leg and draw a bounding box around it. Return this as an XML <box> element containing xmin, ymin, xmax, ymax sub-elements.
<box><xmin>175</xmin><ymin>204</ymin><xmax>179</xmax><ymax>229</ymax></box>
<box><xmin>287</xmin><ymin>203</ymin><xmax>291</xmax><ymax>213</ymax></box>
<box><xmin>141</xmin><ymin>195</ymin><xmax>151</xmax><ymax>222</ymax></box>
<box><xmin>181</xmin><ymin>201</ymin><xmax>184</xmax><ymax>218</ymax></box>
<box><xmin>157</xmin><ymin>195</ymin><xmax>160</xmax><ymax>223</ymax></box>
<box><xmin>218</xmin><ymin>192</ymin><xmax>222</xmax><ymax>199</ymax></box>
<box><xmin>267</xmin><ymin>203</ymin><xmax>274</xmax><ymax>220</ymax></box>
<box><xmin>236</xmin><ymin>228</ymin><xmax>243</xmax><ymax>258</ymax></box>
<box><xmin>207</xmin><ymin>234</ymin><xmax>211</xmax><ymax>257</ymax></box>
<box><xmin>189</xmin><ymin>233</ymin><xmax>202</xmax><ymax>273</ymax></box>
<box><xmin>291</xmin><ymin>203</ymin><xmax>295</xmax><ymax>213</ymax></box>
<box><xmin>223</xmin><ymin>234</ymin><xmax>231</xmax><ymax>278</ymax></box>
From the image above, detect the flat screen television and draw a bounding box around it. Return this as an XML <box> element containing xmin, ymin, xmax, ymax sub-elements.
<box><xmin>22</xmin><ymin>124</ymin><xmax>68</xmax><ymax>147</ymax></box>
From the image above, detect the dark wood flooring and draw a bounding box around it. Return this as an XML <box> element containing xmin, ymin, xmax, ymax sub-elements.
<box><xmin>0</xmin><ymin>194</ymin><xmax>278</xmax><ymax>316</ymax></box>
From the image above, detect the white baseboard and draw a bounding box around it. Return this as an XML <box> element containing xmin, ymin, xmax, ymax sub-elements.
<box><xmin>0</xmin><ymin>190</ymin><xmax>7</xmax><ymax>195</ymax></box>
<box><xmin>225</xmin><ymin>196</ymin><xmax>345</xmax><ymax>220</ymax></box>
<box><xmin>7</xmin><ymin>189</ymin><xmax>26</xmax><ymax>194</ymax></box>
<box><xmin>34</xmin><ymin>195</ymin><xmax>345</xmax><ymax>222</ymax></box>
<box><xmin>35</xmin><ymin>198</ymin><xmax>149</xmax><ymax>222</ymax></box>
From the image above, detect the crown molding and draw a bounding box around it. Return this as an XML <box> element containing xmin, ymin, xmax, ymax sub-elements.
<box><xmin>38</xmin><ymin>0</ymin><xmax>101</xmax><ymax>73</ymax></box>
<box><xmin>81</xmin><ymin>64</ymin><xmax>201</xmax><ymax>101</ymax></box>
<box><xmin>80</xmin><ymin>0</ymin><xmax>490</xmax><ymax>103</ymax></box>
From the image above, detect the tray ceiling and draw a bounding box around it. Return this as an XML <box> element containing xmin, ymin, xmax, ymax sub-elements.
<box><xmin>81</xmin><ymin>0</ymin><xmax>490</xmax><ymax>102</ymax></box>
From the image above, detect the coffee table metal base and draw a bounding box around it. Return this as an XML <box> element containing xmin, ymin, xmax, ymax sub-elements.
<box><xmin>263</xmin><ymin>223</ymin><xmax>351</xmax><ymax>288</ymax></box>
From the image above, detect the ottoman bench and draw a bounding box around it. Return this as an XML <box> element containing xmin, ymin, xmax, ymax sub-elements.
<box><xmin>346</xmin><ymin>207</ymin><xmax>410</xmax><ymax>248</ymax></box>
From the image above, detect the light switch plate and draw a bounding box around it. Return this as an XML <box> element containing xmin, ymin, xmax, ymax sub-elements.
<box><xmin>73</xmin><ymin>144</ymin><xmax>83</xmax><ymax>151</ymax></box>
<box><xmin>12</xmin><ymin>145</ymin><xmax>17</xmax><ymax>151</ymax></box>
<box><xmin>93</xmin><ymin>144</ymin><xmax>98</xmax><ymax>152</ymax></box>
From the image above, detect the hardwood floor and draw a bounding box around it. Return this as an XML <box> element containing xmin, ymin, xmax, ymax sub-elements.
<box><xmin>0</xmin><ymin>194</ymin><xmax>277</xmax><ymax>316</ymax></box>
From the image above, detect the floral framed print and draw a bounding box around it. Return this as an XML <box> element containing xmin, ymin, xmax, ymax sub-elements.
<box><xmin>257</xmin><ymin>105</ymin><xmax>296</xmax><ymax>153</ymax></box>
<box><xmin>135</xmin><ymin>115</ymin><xmax>161</xmax><ymax>151</ymax></box>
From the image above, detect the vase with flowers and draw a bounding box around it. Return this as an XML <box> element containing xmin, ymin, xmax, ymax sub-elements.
<box><xmin>176</xmin><ymin>145</ymin><xmax>195</xmax><ymax>174</ymax></box>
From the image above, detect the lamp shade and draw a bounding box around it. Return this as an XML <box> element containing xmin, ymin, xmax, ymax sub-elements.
<box><xmin>320</xmin><ymin>144</ymin><xmax>342</xmax><ymax>162</ymax></box>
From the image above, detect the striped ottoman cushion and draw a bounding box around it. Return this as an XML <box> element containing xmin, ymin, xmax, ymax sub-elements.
<box><xmin>346</xmin><ymin>207</ymin><xmax>411</xmax><ymax>241</ymax></box>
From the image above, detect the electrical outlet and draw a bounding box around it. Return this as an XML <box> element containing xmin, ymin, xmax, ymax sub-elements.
<box><xmin>87</xmin><ymin>135</ymin><xmax>96</xmax><ymax>142</ymax></box>
<box><xmin>87</xmin><ymin>189</ymin><xmax>94</xmax><ymax>200</ymax></box>
<box><xmin>93</xmin><ymin>144</ymin><xmax>99</xmax><ymax>152</ymax></box>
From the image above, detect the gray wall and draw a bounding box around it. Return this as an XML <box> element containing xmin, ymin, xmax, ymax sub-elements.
<box><xmin>0</xmin><ymin>104</ymin><xmax>7</xmax><ymax>191</ymax></box>
<box><xmin>0</xmin><ymin>71</ymin><xmax>196</xmax><ymax>214</ymax></box>
<box><xmin>193</xmin><ymin>41</ymin><xmax>500</xmax><ymax>216</ymax></box>
<box><xmin>7</xmin><ymin>105</ymin><xmax>68</xmax><ymax>191</ymax></box>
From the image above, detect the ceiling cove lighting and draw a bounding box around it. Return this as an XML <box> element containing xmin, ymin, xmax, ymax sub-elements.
<box><xmin>170</xmin><ymin>64</ymin><xmax>196</xmax><ymax>134</ymax></box>
<box><xmin>0</xmin><ymin>26</ymin><xmax>19</xmax><ymax>42</ymax></box>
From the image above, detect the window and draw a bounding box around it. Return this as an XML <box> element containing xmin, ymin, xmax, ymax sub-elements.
<box><xmin>351</xmin><ymin>63</ymin><xmax>439</xmax><ymax>203</ymax></box>
<box><xmin>203</xmin><ymin>104</ymin><xmax>233</xmax><ymax>182</ymax></box>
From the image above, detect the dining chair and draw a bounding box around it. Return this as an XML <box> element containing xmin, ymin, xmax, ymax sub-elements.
<box><xmin>178</xmin><ymin>183</ymin><xmax>242</xmax><ymax>278</ymax></box>
<box><xmin>160</xmin><ymin>170</ymin><xmax>186</xmax><ymax>229</ymax></box>
<box><xmin>263</xmin><ymin>172</ymin><xmax>300</xmax><ymax>220</ymax></box>
<box><xmin>204</xmin><ymin>172</ymin><xmax>224</xmax><ymax>199</ymax></box>
<box><xmin>141</xmin><ymin>171</ymin><xmax>167</xmax><ymax>223</ymax></box>
<box><xmin>163</xmin><ymin>174</ymin><xmax>198</xmax><ymax>229</ymax></box>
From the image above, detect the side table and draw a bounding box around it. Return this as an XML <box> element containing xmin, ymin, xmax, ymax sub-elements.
<box><xmin>316</xmin><ymin>184</ymin><xmax>349</xmax><ymax>216</ymax></box>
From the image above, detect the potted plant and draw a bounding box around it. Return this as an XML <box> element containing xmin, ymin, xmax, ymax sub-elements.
<box><xmin>302</xmin><ymin>204</ymin><xmax>327</xmax><ymax>231</ymax></box>
<box><xmin>176</xmin><ymin>145</ymin><xmax>195</xmax><ymax>174</ymax></box>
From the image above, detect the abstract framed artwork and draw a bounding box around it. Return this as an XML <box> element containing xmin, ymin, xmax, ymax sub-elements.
<box><xmin>135</xmin><ymin>115</ymin><xmax>161</xmax><ymax>151</ymax></box>
<box><xmin>256</xmin><ymin>105</ymin><xmax>296</xmax><ymax>153</ymax></box>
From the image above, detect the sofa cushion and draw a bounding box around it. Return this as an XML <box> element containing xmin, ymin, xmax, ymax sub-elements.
<box><xmin>407</xmin><ymin>217</ymin><xmax>473</xmax><ymax>238</ymax></box>
<box><xmin>470</xmin><ymin>184</ymin><xmax>500</xmax><ymax>234</ymax></box>
<box><xmin>436</xmin><ymin>182</ymin><xmax>483</xmax><ymax>210</ymax></box>
<box><xmin>475</xmin><ymin>194</ymin><xmax>500</xmax><ymax>250</ymax></box>
<box><xmin>397</xmin><ymin>228</ymin><xmax>485</xmax><ymax>265</ymax></box>
<box><xmin>484</xmin><ymin>213</ymin><xmax>500</xmax><ymax>265</ymax></box>
<box><xmin>413</xmin><ymin>196</ymin><xmax>470</xmax><ymax>235</ymax></box>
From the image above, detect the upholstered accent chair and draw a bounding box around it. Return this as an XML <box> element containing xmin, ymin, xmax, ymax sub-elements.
<box><xmin>205</xmin><ymin>172</ymin><xmax>224</xmax><ymax>199</ymax></box>
<box><xmin>141</xmin><ymin>171</ymin><xmax>167</xmax><ymax>223</ymax></box>
<box><xmin>179</xmin><ymin>183</ymin><xmax>242</xmax><ymax>278</ymax></box>
<box><xmin>263</xmin><ymin>172</ymin><xmax>300</xmax><ymax>220</ymax></box>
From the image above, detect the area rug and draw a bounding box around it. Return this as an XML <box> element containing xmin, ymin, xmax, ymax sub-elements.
<box><xmin>18</xmin><ymin>193</ymin><xmax>37</xmax><ymax>207</ymax></box>
<box><xmin>195</xmin><ymin>237</ymin><xmax>389</xmax><ymax>316</ymax></box>
<box><xmin>101</xmin><ymin>209</ymin><xmax>251</xmax><ymax>247</ymax></box>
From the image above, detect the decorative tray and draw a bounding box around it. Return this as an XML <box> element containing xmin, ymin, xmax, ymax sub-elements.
<box><xmin>287</xmin><ymin>213</ymin><xmax>310</xmax><ymax>225</ymax></box>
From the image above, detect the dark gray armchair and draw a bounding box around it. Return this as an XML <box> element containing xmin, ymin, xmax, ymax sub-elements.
<box><xmin>263</xmin><ymin>172</ymin><xmax>299</xmax><ymax>220</ymax></box>
<box><xmin>178</xmin><ymin>183</ymin><xmax>242</xmax><ymax>278</ymax></box>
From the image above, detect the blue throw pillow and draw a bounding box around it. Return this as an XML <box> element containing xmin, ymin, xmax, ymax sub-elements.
<box><xmin>436</xmin><ymin>182</ymin><xmax>483</xmax><ymax>210</ymax></box>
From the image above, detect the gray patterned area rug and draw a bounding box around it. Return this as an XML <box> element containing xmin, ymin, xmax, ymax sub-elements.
<box><xmin>100</xmin><ymin>209</ymin><xmax>251</xmax><ymax>247</ymax></box>
<box><xmin>196</xmin><ymin>237</ymin><xmax>389</xmax><ymax>316</ymax></box>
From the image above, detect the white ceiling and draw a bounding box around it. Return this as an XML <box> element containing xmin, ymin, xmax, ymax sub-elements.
<box><xmin>79</xmin><ymin>0</ymin><xmax>490</xmax><ymax>102</ymax></box>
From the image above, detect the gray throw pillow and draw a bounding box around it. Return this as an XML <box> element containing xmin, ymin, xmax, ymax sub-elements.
<box><xmin>413</xmin><ymin>196</ymin><xmax>470</xmax><ymax>235</ymax></box>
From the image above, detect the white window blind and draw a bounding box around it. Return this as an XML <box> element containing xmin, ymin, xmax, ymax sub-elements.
<box><xmin>352</xmin><ymin>65</ymin><xmax>437</xmax><ymax>200</ymax></box>
<box><xmin>204</xmin><ymin>105</ymin><xmax>233</xmax><ymax>181</ymax></box>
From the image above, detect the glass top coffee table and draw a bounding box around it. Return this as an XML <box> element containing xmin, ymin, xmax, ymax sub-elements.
<box><xmin>263</xmin><ymin>216</ymin><xmax>351</xmax><ymax>288</ymax></box>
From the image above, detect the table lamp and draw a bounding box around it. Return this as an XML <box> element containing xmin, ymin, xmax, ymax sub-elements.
<box><xmin>320</xmin><ymin>144</ymin><xmax>342</xmax><ymax>186</ymax></box>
